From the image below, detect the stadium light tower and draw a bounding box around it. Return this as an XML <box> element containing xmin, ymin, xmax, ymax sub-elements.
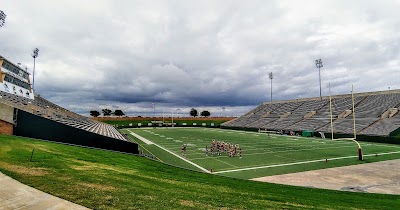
<box><xmin>0</xmin><ymin>10</ymin><xmax>6</xmax><ymax>28</ymax></box>
<box><xmin>268</xmin><ymin>72</ymin><xmax>273</xmax><ymax>102</ymax></box>
<box><xmin>315</xmin><ymin>59</ymin><xmax>323</xmax><ymax>99</ymax></box>
<box><xmin>32</xmin><ymin>48</ymin><xmax>39</xmax><ymax>91</ymax></box>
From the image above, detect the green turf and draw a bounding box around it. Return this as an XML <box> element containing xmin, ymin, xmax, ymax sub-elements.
<box><xmin>124</xmin><ymin>128</ymin><xmax>400</xmax><ymax>179</ymax></box>
<box><xmin>1</xmin><ymin>134</ymin><xmax>400</xmax><ymax>209</ymax></box>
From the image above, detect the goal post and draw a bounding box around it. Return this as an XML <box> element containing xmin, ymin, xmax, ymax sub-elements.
<box><xmin>331</xmin><ymin>85</ymin><xmax>363</xmax><ymax>161</ymax></box>
<box><xmin>319</xmin><ymin>132</ymin><xmax>325</xmax><ymax>140</ymax></box>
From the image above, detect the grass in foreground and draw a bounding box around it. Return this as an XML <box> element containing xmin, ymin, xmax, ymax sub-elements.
<box><xmin>0</xmin><ymin>134</ymin><xmax>399</xmax><ymax>209</ymax></box>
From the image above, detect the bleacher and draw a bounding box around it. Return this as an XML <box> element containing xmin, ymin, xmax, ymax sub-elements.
<box><xmin>0</xmin><ymin>91</ymin><xmax>126</xmax><ymax>141</ymax></box>
<box><xmin>222</xmin><ymin>89</ymin><xmax>400</xmax><ymax>137</ymax></box>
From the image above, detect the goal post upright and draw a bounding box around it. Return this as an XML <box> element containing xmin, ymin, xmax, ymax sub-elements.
<box><xmin>352</xmin><ymin>84</ymin><xmax>363</xmax><ymax>160</ymax></box>
<box><xmin>352</xmin><ymin>84</ymin><xmax>357</xmax><ymax>141</ymax></box>
<box><xmin>334</xmin><ymin>85</ymin><xmax>363</xmax><ymax>161</ymax></box>
<box><xmin>329</xmin><ymin>83</ymin><xmax>334</xmax><ymax>141</ymax></box>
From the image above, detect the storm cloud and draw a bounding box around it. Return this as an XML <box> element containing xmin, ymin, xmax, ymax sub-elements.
<box><xmin>1</xmin><ymin>0</ymin><xmax>399</xmax><ymax>116</ymax></box>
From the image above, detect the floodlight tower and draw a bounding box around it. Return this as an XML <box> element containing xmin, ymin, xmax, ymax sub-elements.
<box><xmin>315</xmin><ymin>59</ymin><xmax>323</xmax><ymax>99</ymax></box>
<box><xmin>0</xmin><ymin>10</ymin><xmax>6</xmax><ymax>28</ymax></box>
<box><xmin>268</xmin><ymin>72</ymin><xmax>273</xmax><ymax>102</ymax></box>
<box><xmin>32</xmin><ymin>48</ymin><xmax>39</xmax><ymax>91</ymax></box>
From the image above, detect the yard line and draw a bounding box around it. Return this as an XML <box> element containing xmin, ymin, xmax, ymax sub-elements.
<box><xmin>214</xmin><ymin>158</ymin><xmax>238</xmax><ymax>168</ymax></box>
<box><xmin>243</xmin><ymin>144</ymin><xmax>379</xmax><ymax>156</ymax></box>
<box><xmin>372</xmin><ymin>143</ymin><xmax>400</xmax><ymax>149</ymax></box>
<box><xmin>129</xmin><ymin>131</ymin><xmax>211</xmax><ymax>173</ymax></box>
<box><xmin>129</xmin><ymin>131</ymin><xmax>154</xmax><ymax>145</ymax></box>
<box><xmin>213</xmin><ymin>151</ymin><xmax>400</xmax><ymax>174</ymax></box>
<box><xmin>191</xmin><ymin>144</ymin><xmax>379</xmax><ymax>160</ymax></box>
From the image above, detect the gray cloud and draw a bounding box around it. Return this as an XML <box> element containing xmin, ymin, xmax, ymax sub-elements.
<box><xmin>1</xmin><ymin>0</ymin><xmax>399</xmax><ymax>116</ymax></box>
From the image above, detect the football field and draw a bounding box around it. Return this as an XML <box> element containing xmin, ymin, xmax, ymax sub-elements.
<box><xmin>124</xmin><ymin>128</ymin><xmax>400</xmax><ymax>179</ymax></box>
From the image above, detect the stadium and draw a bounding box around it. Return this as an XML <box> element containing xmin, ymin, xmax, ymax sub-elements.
<box><xmin>1</xmin><ymin>2</ymin><xmax>400</xmax><ymax>209</ymax></box>
<box><xmin>1</xmin><ymin>53</ymin><xmax>400</xmax><ymax>209</ymax></box>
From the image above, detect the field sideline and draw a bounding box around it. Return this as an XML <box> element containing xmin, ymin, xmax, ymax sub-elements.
<box><xmin>124</xmin><ymin>127</ymin><xmax>400</xmax><ymax>179</ymax></box>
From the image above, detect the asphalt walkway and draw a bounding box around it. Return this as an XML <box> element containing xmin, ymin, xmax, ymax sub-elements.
<box><xmin>252</xmin><ymin>159</ymin><xmax>400</xmax><ymax>194</ymax></box>
<box><xmin>0</xmin><ymin>172</ymin><xmax>89</xmax><ymax>210</ymax></box>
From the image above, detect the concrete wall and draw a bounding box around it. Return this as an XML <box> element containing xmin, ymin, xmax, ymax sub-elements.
<box><xmin>14</xmin><ymin>109</ymin><xmax>138</xmax><ymax>154</ymax></box>
<box><xmin>0</xmin><ymin>103</ymin><xmax>14</xmax><ymax>124</ymax></box>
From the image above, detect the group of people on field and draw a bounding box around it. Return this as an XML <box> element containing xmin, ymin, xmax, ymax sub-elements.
<box><xmin>180</xmin><ymin>139</ymin><xmax>243</xmax><ymax>159</ymax></box>
<box><xmin>206</xmin><ymin>139</ymin><xmax>242</xmax><ymax>158</ymax></box>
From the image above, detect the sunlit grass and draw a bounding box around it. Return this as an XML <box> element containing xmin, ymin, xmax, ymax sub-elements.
<box><xmin>1</xmin><ymin>134</ymin><xmax>399</xmax><ymax>209</ymax></box>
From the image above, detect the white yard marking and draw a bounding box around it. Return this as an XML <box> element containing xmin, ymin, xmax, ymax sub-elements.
<box><xmin>129</xmin><ymin>130</ymin><xmax>210</xmax><ymax>173</ymax></box>
<box><xmin>372</xmin><ymin>144</ymin><xmax>400</xmax><ymax>149</ymax></box>
<box><xmin>213</xmin><ymin>151</ymin><xmax>400</xmax><ymax>174</ymax></box>
<box><xmin>214</xmin><ymin>158</ymin><xmax>238</xmax><ymax>168</ymax></box>
<box><xmin>191</xmin><ymin>144</ymin><xmax>384</xmax><ymax>160</ymax></box>
<box><xmin>129</xmin><ymin>131</ymin><xmax>154</xmax><ymax>145</ymax></box>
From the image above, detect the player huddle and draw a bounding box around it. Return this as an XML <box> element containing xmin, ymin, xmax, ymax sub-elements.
<box><xmin>207</xmin><ymin>139</ymin><xmax>242</xmax><ymax>158</ymax></box>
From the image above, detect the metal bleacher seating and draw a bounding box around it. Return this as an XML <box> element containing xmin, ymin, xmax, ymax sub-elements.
<box><xmin>0</xmin><ymin>91</ymin><xmax>127</xmax><ymax>141</ymax></box>
<box><xmin>222</xmin><ymin>89</ymin><xmax>400</xmax><ymax>137</ymax></box>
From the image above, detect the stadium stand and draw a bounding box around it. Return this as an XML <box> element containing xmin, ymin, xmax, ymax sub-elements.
<box><xmin>0</xmin><ymin>55</ymin><xmax>138</xmax><ymax>154</ymax></box>
<box><xmin>222</xmin><ymin>89</ymin><xmax>400</xmax><ymax>137</ymax></box>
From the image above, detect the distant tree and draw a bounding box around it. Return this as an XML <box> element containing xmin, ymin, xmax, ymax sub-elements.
<box><xmin>102</xmin><ymin>108</ymin><xmax>112</xmax><ymax>116</ymax></box>
<box><xmin>201</xmin><ymin>110</ymin><xmax>211</xmax><ymax>117</ymax></box>
<box><xmin>114</xmin><ymin>109</ymin><xmax>125</xmax><ymax>116</ymax></box>
<box><xmin>90</xmin><ymin>110</ymin><xmax>100</xmax><ymax>117</ymax></box>
<box><xmin>189</xmin><ymin>108</ymin><xmax>198</xmax><ymax>117</ymax></box>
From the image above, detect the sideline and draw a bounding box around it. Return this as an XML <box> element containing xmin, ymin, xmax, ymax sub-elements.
<box><xmin>129</xmin><ymin>131</ymin><xmax>154</xmax><ymax>145</ymax></box>
<box><xmin>126</xmin><ymin>131</ymin><xmax>162</xmax><ymax>162</ymax></box>
<box><xmin>213</xmin><ymin>151</ymin><xmax>400</xmax><ymax>174</ymax></box>
<box><xmin>129</xmin><ymin>130</ymin><xmax>211</xmax><ymax>173</ymax></box>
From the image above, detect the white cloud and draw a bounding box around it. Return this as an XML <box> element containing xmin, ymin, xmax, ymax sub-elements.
<box><xmin>1</xmin><ymin>0</ymin><xmax>399</xmax><ymax>116</ymax></box>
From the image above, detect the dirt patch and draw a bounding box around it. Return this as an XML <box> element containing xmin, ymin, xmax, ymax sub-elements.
<box><xmin>138</xmin><ymin>195</ymin><xmax>157</xmax><ymax>201</ymax></box>
<box><xmin>79</xmin><ymin>182</ymin><xmax>116</xmax><ymax>191</ymax></box>
<box><xmin>33</xmin><ymin>145</ymin><xmax>57</xmax><ymax>154</ymax></box>
<box><xmin>0</xmin><ymin>145</ymin><xmax>12</xmax><ymax>153</ymax></box>
<box><xmin>252</xmin><ymin>159</ymin><xmax>400</xmax><ymax>194</ymax></box>
<box><xmin>178</xmin><ymin>200</ymin><xmax>215</xmax><ymax>209</ymax></box>
<box><xmin>0</xmin><ymin>161</ymin><xmax>49</xmax><ymax>176</ymax></box>
<box><xmin>179</xmin><ymin>200</ymin><xmax>196</xmax><ymax>207</ymax></box>
<box><xmin>68</xmin><ymin>159</ymin><xmax>137</xmax><ymax>174</ymax></box>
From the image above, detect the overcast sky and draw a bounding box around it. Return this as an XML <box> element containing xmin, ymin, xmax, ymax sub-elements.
<box><xmin>1</xmin><ymin>0</ymin><xmax>400</xmax><ymax>116</ymax></box>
